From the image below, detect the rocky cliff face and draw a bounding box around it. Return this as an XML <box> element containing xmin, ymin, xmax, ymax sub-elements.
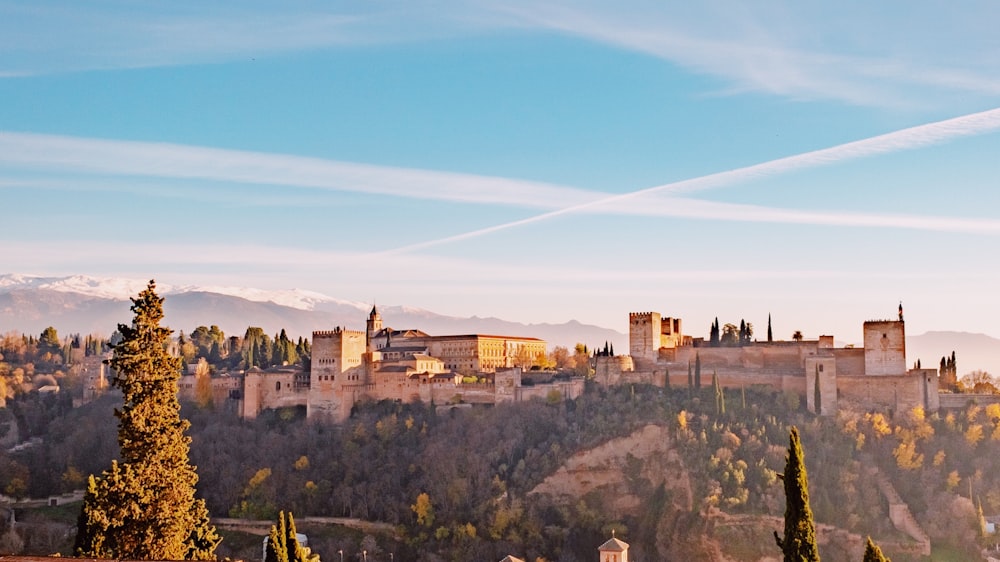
<box><xmin>528</xmin><ymin>424</ymin><xmax>870</xmax><ymax>562</ymax></box>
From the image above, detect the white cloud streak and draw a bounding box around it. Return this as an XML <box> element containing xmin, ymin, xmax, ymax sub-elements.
<box><xmin>0</xmin><ymin>132</ymin><xmax>596</xmax><ymax>209</ymax></box>
<box><xmin>381</xmin><ymin>106</ymin><xmax>1000</xmax><ymax>254</ymax></box>
<box><xmin>7</xmin><ymin>2</ymin><xmax>1000</xmax><ymax>107</ymax></box>
<box><xmin>0</xmin><ymin>239</ymin><xmax>943</xmax><ymax>288</ymax></box>
<box><xmin>6</xmin><ymin>105</ymin><xmax>1000</xmax><ymax>252</ymax></box>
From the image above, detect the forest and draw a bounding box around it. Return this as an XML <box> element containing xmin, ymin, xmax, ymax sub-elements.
<box><xmin>1</xmin><ymin>376</ymin><xmax>997</xmax><ymax>561</ymax></box>
<box><xmin>2</xmin><ymin>321</ymin><xmax>999</xmax><ymax>561</ymax></box>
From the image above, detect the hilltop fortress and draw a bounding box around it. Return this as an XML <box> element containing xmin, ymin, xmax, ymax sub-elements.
<box><xmin>235</xmin><ymin>305</ymin><xmax>579</xmax><ymax>422</ymax></box>
<box><xmin>595</xmin><ymin>305</ymin><xmax>940</xmax><ymax>415</ymax></box>
<box><xmin>173</xmin><ymin>304</ymin><xmax>963</xmax><ymax>421</ymax></box>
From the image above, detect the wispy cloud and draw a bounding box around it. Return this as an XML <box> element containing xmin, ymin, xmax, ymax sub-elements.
<box><xmin>6</xmin><ymin>2</ymin><xmax>1000</xmax><ymax>108</ymax></box>
<box><xmin>0</xmin><ymin>239</ymin><xmax>943</xmax><ymax>289</ymax></box>
<box><xmin>6</xmin><ymin>102</ymin><xmax>1000</xmax><ymax>251</ymax></box>
<box><xmin>495</xmin><ymin>2</ymin><xmax>1000</xmax><ymax>106</ymax></box>
<box><xmin>0</xmin><ymin>132</ymin><xmax>596</xmax><ymax>209</ymax></box>
<box><xmin>380</xmin><ymin>106</ymin><xmax>1000</xmax><ymax>253</ymax></box>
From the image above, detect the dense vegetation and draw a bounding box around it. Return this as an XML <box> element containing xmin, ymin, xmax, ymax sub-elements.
<box><xmin>3</xmin><ymin>375</ymin><xmax>997</xmax><ymax>560</ymax></box>
<box><xmin>3</xmin><ymin>316</ymin><xmax>1000</xmax><ymax>560</ymax></box>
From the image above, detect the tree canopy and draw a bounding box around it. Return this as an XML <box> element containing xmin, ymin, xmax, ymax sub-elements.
<box><xmin>75</xmin><ymin>280</ymin><xmax>220</xmax><ymax>560</ymax></box>
<box><xmin>774</xmin><ymin>426</ymin><xmax>820</xmax><ymax>562</ymax></box>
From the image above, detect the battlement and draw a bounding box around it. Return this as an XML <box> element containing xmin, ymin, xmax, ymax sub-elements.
<box><xmin>313</xmin><ymin>328</ymin><xmax>365</xmax><ymax>337</ymax></box>
<box><xmin>629</xmin><ymin>312</ymin><xmax>659</xmax><ymax>319</ymax></box>
<box><xmin>864</xmin><ymin>319</ymin><xmax>903</xmax><ymax>325</ymax></box>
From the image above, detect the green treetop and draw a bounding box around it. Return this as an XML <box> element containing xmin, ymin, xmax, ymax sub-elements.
<box><xmin>862</xmin><ymin>537</ymin><xmax>889</xmax><ymax>562</ymax></box>
<box><xmin>265</xmin><ymin>511</ymin><xmax>319</xmax><ymax>562</ymax></box>
<box><xmin>75</xmin><ymin>280</ymin><xmax>220</xmax><ymax>560</ymax></box>
<box><xmin>774</xmin><ymin>426</ymin><xmax>820</xmax><ymax>562</ymax></box>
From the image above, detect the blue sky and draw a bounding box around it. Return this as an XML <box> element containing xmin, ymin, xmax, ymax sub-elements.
<box><xmin>3</xmin><ymin>1</ymin><xmax>1000</xmax><ymax>343</ymax></box>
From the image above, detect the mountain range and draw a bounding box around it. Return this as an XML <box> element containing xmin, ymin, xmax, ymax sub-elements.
<box><xmin>1</xmin><ymin>274</ymin><xmax>997</xmax><ymax>376</ymax></box>
<box><xmin>0</xmin><ymin>274</ymin><xmax>621</xmax><ymax>351</ymax></box>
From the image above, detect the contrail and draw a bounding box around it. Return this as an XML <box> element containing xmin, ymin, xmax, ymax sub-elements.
<box><xmin>379</xmin><ymin>106</ymin><xmax>1000</xmax><ymax>255</ymax></box>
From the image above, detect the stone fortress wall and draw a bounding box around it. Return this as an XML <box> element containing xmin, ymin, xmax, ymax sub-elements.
<box><xmin>598</xmin><ymin>305</ymin><xmax>941</xmax><ymax>415</ymax></box>
<box><xmin>182</xmin><ymin>304</ymin><xmax>977</xmax><ymax>421</ymax></box>
<box><xmin>206</xmin><ymin>306</ymin><xmax>582</xmax><ymax>422</ymax></box>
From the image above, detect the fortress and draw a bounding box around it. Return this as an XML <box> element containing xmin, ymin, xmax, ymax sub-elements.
<box><xmin>595</xmin><ymin>304</ymin><xmax>940</xmax><ymax>415</ymax></box>
<box><xmin>177</xmin><ymin>304</ymin><xmax>960</xmax><ymax>420</ymax></box>
<box><xmin>231</xmin><ymin>306</ymin><xmax>580</xmax><ymax>422</ymax></box>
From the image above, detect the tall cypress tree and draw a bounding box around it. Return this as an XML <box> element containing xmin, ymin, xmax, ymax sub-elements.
<box><xmin>266</xmin><ymin>511</ymin><xmax>319</xmax><ymax>562</ymax></box>
<box><xmin>694</xmin><ymin>353</ymin><xmax>702</xmax><ymax>391</ymax></box>
<box><xmin>76</xmin><ymin>281</ymin><xmax>220</xmax><ymax>560</ymax></box>
<box><xmin>768</xmin><ymin>314</ymin><xmax>774</xmax><ymax>342</ymax></box>
<box><xmin>862</xmin><ymin>537</ymin><xmax>889</xmax><ymax>562</ymax></box>
<box><xmin>773</xmin><ymin>426</ymin><xmax>820</xmax><ymax>562</ymax></box>
<box><xmin>814</xmin><ymin>365</ymin><xmax>822</xmax><ymax>416</ymax></box>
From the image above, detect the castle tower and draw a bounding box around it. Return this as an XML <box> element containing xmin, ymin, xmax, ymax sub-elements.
<box><xmin>598</xmin><ymin>533</ymin><xmax>629</xmax><ymax>562</ymax></box>
<box><xmin>308</xmin><ymin>327</ymin><xmax>367</xmax><ymax>422</ymax></box>
<box><xmin>863</xmin><ymin>319</ymin><xmax>906</xmax><ymax>376</ymax></box>
<box><xmin>629</xmin><ymin>312</ymin><xmax>661</xmax><ymax>368</ymax></box>
<box><xmin>366</xmin><ymin>304</ymin><xmax>383</xmax><ymax>352</ymax></box>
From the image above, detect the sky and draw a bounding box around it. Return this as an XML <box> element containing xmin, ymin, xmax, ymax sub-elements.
<box><xmin>3</xmin><ymin>1</ymin><xmax>1000</xmax><ymax>343</ymax></box>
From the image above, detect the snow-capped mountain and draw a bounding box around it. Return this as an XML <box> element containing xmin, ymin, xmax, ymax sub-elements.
<box><xmin>0</xmin><ymin>274</ymin><xmax>369</xmax><ymax>312</ymax></box>
<box><xmin>0</xmin><ymin>274</ymin><xmax>624</xmax><ymax>350</ymax></box>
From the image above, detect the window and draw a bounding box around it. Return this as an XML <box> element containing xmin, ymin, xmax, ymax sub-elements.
<box><xmin>275</xmin><ymin>381</ymin><xmax>281</xmax><ymax>391</ymax></box>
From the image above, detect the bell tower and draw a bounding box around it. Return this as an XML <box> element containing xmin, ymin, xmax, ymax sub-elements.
<box><xmin>366</xmin><ymin>304</ymin><xmax>383</xmax><ymax>352</ymax></box>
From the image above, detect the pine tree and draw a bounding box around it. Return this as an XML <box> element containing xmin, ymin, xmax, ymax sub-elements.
<box><xmin>75</xmin><ymin>281</ymin><xmax>220</xmax><ymax>560</ymax></box>
<box><xmin>773</xmin><ymin>426</ymin><xmax>820</xmax><ymax>562</ymax></box>
<box><xmin>862</xmin><ymin>537</ymin><xmax>889</xmax><ymax>562</ymax></box>
<box><xmin>768</xmin><ymin>314</ymin><xmax>773</xmax><ymax>342</ymax></box>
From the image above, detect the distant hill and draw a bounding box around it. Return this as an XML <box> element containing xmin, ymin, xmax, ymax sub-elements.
<box><xmin>0</xmin><ymin>274</ymin><xmax>624</xmax><ymax>351</ymax></box>
<box><xmin>907</xmin><ymin>331</ymin><xmax>1000</xmax><ymax>379</ymax></box>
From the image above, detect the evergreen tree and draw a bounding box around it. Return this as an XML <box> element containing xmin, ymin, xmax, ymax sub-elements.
<box><xmin>773</xmin><ymin>426</ymin><xmax>820</xmax><ymax>562</ymax></box>
<box><xmin>862</xmin><ymin>537</ymin><xmax>889</xmax><ymax>562</ymax></box>
<box><xmin>687</xmin><ymin>362</ymin><xmax>693</xmax><ymax>395</ymax></box>
<box><xmin>710</xmin><ymin>318</ymin><xmax>720</xmax><ymax>347</ymax></box>
<box><xmin>768</xmin><ymin>314</ymin><xmax>773</xmax><ymax>342</ymax></box>
<box><xmin>265</xmin><ymin>511</ymin><xmax>318</xmax><ymax>562</ymax></box>
<box><xmin>694</xmin><ymin>353</ymin><xmax>702</xmax><ymax>391</ymax></box>
<box><xmin>713</xmin><ymin>371</ymin><xmax>725</xmax><ymax>415</ymax></box>
<box><xmin>75</xmin><ymin>281</ymin><xmax>220</xmax><ymax>560</ymax></box>
<box><xmin>814</xmin><ymin>366</ymin><xmax>822</xmax><ymax>416</ymax></box>
<box><xmin>663</xmin><ymin>367</ymin><xmax>670</xmax><ymax>389</ymax></box>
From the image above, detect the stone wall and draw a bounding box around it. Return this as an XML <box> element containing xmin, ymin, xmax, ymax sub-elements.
<box><xmin>837</xmin><ymin>373</ymin><xmax>935</xmax><ymax>414</ymax></box>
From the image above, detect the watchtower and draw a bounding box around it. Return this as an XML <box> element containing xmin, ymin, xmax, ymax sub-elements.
<box><xmin>629</xmin><ymin>312</ymin><xmax>661</xmax><ymax>364</ymax></box>
<box><xmin>863</xmin><ymin>320</ymin><xmax>906</xmax><ymax>376</ymax></box>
